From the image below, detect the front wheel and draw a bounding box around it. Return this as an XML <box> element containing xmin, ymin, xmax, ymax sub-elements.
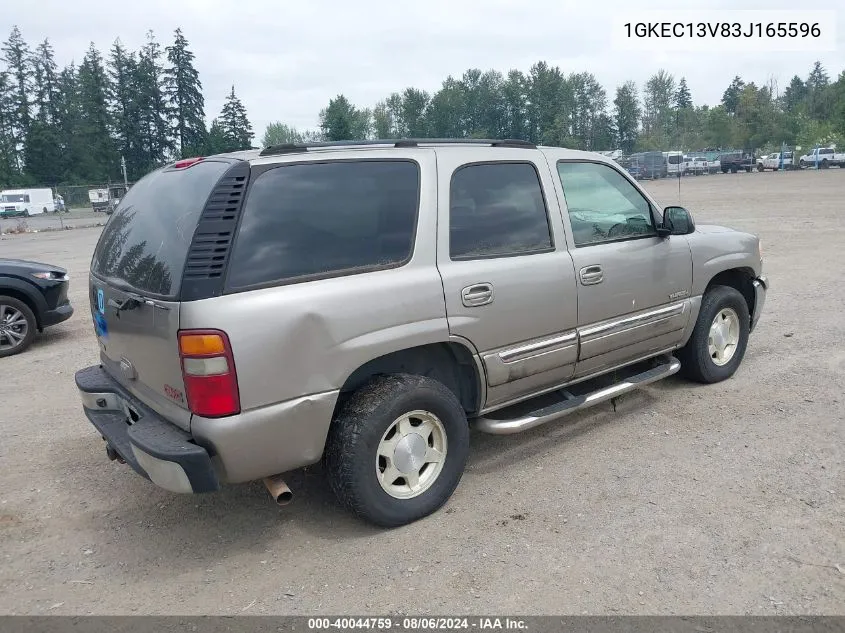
<box><xmin>0</xmin><ymin>297</ymin><xmax>37</xmax><ymax>358</ymax></box>
<box><xmin>324</xmin><ymin>374</ymin><xmax>469</xmax><ymax>527</ymax></box>
<box><xmin>678</xmin><ymin>285</ymin><xmax>750</xmax><ymax>384</ymax></box>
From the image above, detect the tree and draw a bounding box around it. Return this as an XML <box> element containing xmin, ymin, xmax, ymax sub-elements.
<box><xmin>262</xmin><ymin>122</ymin><xmax>320</xmax><ymax>146</ymax></box>
<box><xmin>526</xmin><ymin>62</ymin><xmax>568</xmax><ymax>145</ymax></box>
<box><xmin>425</xmin><ymin>77</ymin><xmax>465</xmax><ymax>138</ymax></box>
<box><xmin>217</xmin><ymin>85</ymin><xmax>253</xmax><ymax>151</ymax></box>
<box><xmin>782</xmin><ymin>75</ymin><xmax>807</xmax><ymax>113</ymax></box>
<box><xmin>721</xmin><ymin>76</ymin><xmax>745</xmax><ymax>115</ymax></box>
<box><xmin>23</xmin><ymin>39</ymin><xmax>62</xmax><ymax>184</ymax></box>
<box><xmin>136</xmin><ymin>31</ymin><xmax>171</xmax><ymax>172</ymax></box>
<box><xmin>501</xmin><ymin>69</ymin><xmax>528</xmax><ymax>140</ymax></box>
<box><xmin>206</xmin><ymin>118</ymin><xmax>227</xmax><ymax>154</ymax></box>
<box><xmin>675</xmin><ymin>77</ymin><xmax>692</xmax><ymax>109</ymax></box>
<box><xmin>0</xmin><ymin>72</ymin><xmax>19</xmax><ymax>184</ymax></box>
<box><xmin>806</xmin><ymin>61</ymin><xmax>831</xmax><ymax>120</ymax></box>
<box><xmin>642</xmin><ymin>70</ymin><xmax>675</xmax><ymax>148</ymax></box>
<box><xmin>613</xmin><ymin>80</ymin><xmax>640</xmax><ymax>153</ymax></box>
<box><xmin>319</xmin><ymin>94</ymin><xmax>370</xmax><ymax>141</ymax></box>
<box><xmin>2</xmin><ymin>26</ymin><xmax>33</xmax><ymax>173</ymax></box>
<box><xmin>76</xmin><ymin>43</ymin><xmax>118</xmax><ymax>181</ymax></box>
<box><xmin>163</xmin><ymin>28</ymin><xmax>206</xmax><ymax>157</ymax></box>
<box><xmin>109</xmin><ymin>39</ymin><xmax>143</xmax><ymax>177</ymax></box>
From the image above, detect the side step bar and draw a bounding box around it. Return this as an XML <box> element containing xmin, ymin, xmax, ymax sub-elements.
<box><xmin>473</xmin><ymin>356</ymin><xmax>681</xmax><ymax>435</ymax></box>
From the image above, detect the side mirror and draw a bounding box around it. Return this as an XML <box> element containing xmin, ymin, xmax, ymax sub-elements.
<box><xmin>660</xmin><ymin>206</ymin><xmax>695</xmax><ymax>236</ymax></box>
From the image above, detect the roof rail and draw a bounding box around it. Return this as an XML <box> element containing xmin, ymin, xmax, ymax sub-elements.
<box><xmin>258</xmin><ymin>138</ymin><xmax>536</xmax><ymax>157</ymax></box>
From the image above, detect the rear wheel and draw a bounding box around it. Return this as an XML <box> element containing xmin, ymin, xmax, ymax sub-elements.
<box><xmin>0</xmin><ymin>297</ymin><xmax>37</xmax><ymax>358</ymax></box>
<box><xmin>324</xmin><ymin>373</ymin><xmax>469</xmax><ymax>527</ymax></box>
<box><xmin>821</xmin><ymin>159</ymin><xmax>829</xmax><ymax>169</ymax></box>
<box><xmin>678</xmin><ymin>285</ymin><xmax>750</xmax><ymax>384</ymax></box>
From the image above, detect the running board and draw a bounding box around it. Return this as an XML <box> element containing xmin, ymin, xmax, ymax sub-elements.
<box><xmin>473</xmin><ymin>356</ymin><xmax>681</xmax><ymax>435</ymax></box>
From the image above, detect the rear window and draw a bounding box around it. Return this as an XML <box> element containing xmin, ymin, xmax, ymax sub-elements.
<box><xmin>91</xmin><ymin>160</ymin><xmax>231</xmax><ymax>298</ymax></box>
<box><xmin>668</xmin><ymin>155</ymin><xmax>682</xmax><ymax>164</ymax></box>
<box><xmin>819</xmin><ymin>149</ymin><xmax>833</xmax><ymax>155</ymax></box>
<box><xmin>226</xmin><ymin>160</ymin><xmax>419</xmax><ymax>289</ymax></box>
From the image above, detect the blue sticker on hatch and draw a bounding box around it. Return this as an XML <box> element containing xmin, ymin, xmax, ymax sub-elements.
<box><xmin>94</xmin><ymin>312</ymin><xmax>108</xmax><ymax>339</ymax></box>
<box><xmin>96</xmin><ymin>288</ymin><xmax>105</xmax><ymax>314</ymax></box>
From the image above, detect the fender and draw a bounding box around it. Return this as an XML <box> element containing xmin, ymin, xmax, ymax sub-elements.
<box><xmin>0</xmin><ymin>275</ymin><xmax>48</xmax><ymax>324</ymax></box>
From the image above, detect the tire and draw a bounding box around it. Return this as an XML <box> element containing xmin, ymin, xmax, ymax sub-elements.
<box><xmin>0</xmin><ymin>296</ymin><xmax>37</xmax><ymax>358</ymax></box>
<box><xmin>800</xmin><ymin>160</ymin><xmax>806</xmax><ymax>169</ymax></box>
<box><xmin>757</xmin><ymin>164</ymin><xmax>764</xmax><ymax>172</ymax></box>
<box><xmin>821</xmin><ymin>159</ymin><xmax>829</xmax><ymax>169</ymax></box>
<box><xmin>23</xmin><ymin>209</ymin><xmax>29</xmax><ymax>217</ymax></box>
<box><xmin>730</xmin><ymin>166</ymin><xmax>738</xmax><ymax>174</ymax></box>
<box><xmin>324</xmin><ymin>373</ymin><xmax>470</xmax><ymax>527</ymax></box>
<box><xmin>744</xmin><ymin>167</ymin><xmax>752</xmax><ymax>173</ymax></box>
<box><xmin>677</xmin><ymin>285</ymin><xmax>750</xmax><ymax>384</ymax></box>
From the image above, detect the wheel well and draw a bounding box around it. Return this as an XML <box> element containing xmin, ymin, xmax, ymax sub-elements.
<box><xmin>706</xmin><ymin>268</ymin><xmax>755</xmax><ymax>317</ymax></box>
<box><xmin>335</xmin><ymin>343</ymin><xmax>482</xmax><ymax>419</ymax></box>
<box><xmin>0</xmin><ymin>288</ymin><xmax>41</xmax><ymax>329</ymax></box>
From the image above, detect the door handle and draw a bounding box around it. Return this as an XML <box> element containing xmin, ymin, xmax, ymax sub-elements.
<box><xmin>462</xmin><ymin>283</ymin><xmax>494</xmax><ymax>307</ymax></box>
<box><xmin>579</xmin><ymin>265</ymin><xmax>603</xmax><ymax>285</ymax></box>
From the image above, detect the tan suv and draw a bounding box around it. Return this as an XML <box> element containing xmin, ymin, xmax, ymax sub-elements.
<box><xmin>75</xmin><ymin>139</ymin><xmax>767</xmax><ymax>527</ymax></box>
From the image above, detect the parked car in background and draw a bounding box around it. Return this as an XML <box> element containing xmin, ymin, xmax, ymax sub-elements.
<box><xmin>629</xmin><ymin>151</ymin><xmax>667</xmax><ymax>179</ymax></box>
<box><xmin>758</xmin><ymin>152</ymin><xmax>796</xmax><ymax>171</ymax></box>
<box><xmin>0</xmin><ymin>188</ymin><xmax>56</xmax><ymax>217</ymax></box>
<box><xmin>799</xmin><ymin>147</ymin><xmax>845</xmax><ymax>169</ymax></box>
<box><xmin>74</xmin><ymin>139</ymin><xmax>767</xmax><ymax>527</ymax></box>
<box><xmin>665</xmin><ymin>151</ymin><xmax>684</xmax><ymax>177</ymax></box>
<box><xmin>686</xmin><ymin>157</ymin><xmax>708</xmax><ymax>175</ymax></box>
<box><xmin>0</xmin><ymin>259</ymin><xmax>73</xmax><ymax>357</ymax></box>
<box><xmin>88</xmin><ymin>185</ymin><xmax>129</xmax><ymax>214</ymax></box>
<box><xmin>719</xmin><ymin>151</ymin><xmax>755</xmax><ymax>173</ymax></box>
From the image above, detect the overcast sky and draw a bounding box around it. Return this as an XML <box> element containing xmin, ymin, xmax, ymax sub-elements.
<box><xmin>7</xmin><ymin>0</ymin><xmax>844</xmax><ymax>139</ymax></box>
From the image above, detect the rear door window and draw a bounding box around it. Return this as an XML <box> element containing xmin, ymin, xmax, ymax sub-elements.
<box><xmin>449</xmin><ymin>162</ymin><xmax>552</xmax><ymax>259</ymax></box>
<box><xmin>91</xmin><ymin>160</ymin><xmax>232</xmax><ymax>298</ymax></box>
<box><xmin>226</xmin><ymin>160</ymin><xmax>419</xmax><ymax>289</ymax></box>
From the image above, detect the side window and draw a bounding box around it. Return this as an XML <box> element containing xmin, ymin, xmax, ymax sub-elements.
<box><xmin>449</xmin><ymin>162</ymin><xmax>552</xmax><ymax>259</ymax></box>
<box><xmin>557</xmin><ymin>161</ymin><xmax>656</xmax><ymax>247</ymax></box>
<box><xmin>226</xmin><ymin>160</ymin><xmax>419</xmax><ymax>289</ymax></box>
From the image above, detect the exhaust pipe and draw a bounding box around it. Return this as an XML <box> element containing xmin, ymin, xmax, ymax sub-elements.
<box><xmin>263</xmin><ymin>474</ymin><xmax>293</xmax><ymax>506</ymax></box>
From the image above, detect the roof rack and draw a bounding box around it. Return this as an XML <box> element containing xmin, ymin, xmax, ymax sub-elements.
<box><xmin>259</xmin><ymin>138</ymin><xmax>536</xmax><ymax>157</ymax></box>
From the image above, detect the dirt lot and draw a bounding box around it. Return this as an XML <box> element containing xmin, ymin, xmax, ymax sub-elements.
<box><xmin>0</xmin><ymin>169</ymin><xmax>842</xmax><ymax>615</ymax></box>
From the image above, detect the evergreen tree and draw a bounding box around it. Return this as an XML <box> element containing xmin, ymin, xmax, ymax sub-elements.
<box><xmin>721</xmin><ymin>76</ymin><xmax>745</xmax><ymax>115</ymax></box>
<box><xmin>163</xmin><ymin>28</ymin><xmax>206</xmax><ymax>157</ymax></box>
<box><xmin>613</xmin><ymin>80</ymin><xmax>640</xmax><ymax>153</ymax></box>
<box><xmin>806</xmin><ymin>61</ymin><xmax>831</xmax><ymax>120</ymax></box>
<box><xmin>0</xmin><ymin>71</ymin><xmax>19</xmax><ymax>185</ymax></box>
<box><xmin>675</xmin><ymin>77</ymin><xmax>692</xmax><ymax>109</ymax></box>
<box><xmin>319</xmin><ymin>94</ymin><xmax>370</xmax><ymax>141</ymax></box>
<box><xmin>137</xmin><ymin>31</ymin><xmax>171</xmax><ymax>171</ymax></box>
<box><xmin>218</xmin><ymin>85</ymin><xmax>253</xmax><ymax>151</ymax></box>
<box><xmin>77</xmin><ymin>43</ymin><xmax>118</xmax><ymax>181</ymax></box>
<box><xmin>206</xmin><ymin>118</ymin><xmax>228</xmax><ymax>154</ymax></box>
<box><xmin>109</xmin><ymin>39</ymin><xmax>143</xmax><ymax>179</ymax></box>
<box><xmin>2</xmin><ymin>26</ymin><xmax>33</xmax><ymax>173</ymax></box>
<box><xmin>782</xmin><ymin>75</ymin><xmax>808</xmax><ymax>113</ymax></box>
<box><xmin>23</xmin><ymin>39</ymin><xmax>62</xmax><ymax>183</ymax></box>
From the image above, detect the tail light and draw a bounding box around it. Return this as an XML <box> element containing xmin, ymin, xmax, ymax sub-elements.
<box><xmin>178</xmin><ymin>329</ymin><xmax>240</xmax><ymax>417</ymax></box>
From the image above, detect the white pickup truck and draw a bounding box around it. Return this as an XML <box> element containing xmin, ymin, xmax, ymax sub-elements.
<box><xmin>758</xmin><ymin>152</ymin><xmax>796</xmax><ymax>171</ymax></box>
<box><xmin>798</xmin><ymin>147</ymin><xmax>845</xmax><ymax>169</ymax></box>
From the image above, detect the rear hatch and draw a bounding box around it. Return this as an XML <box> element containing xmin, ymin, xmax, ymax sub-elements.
<box><xmin>89</xmin><ymin>158</ymin><xmax>238</xmax><ymax>430</ymax></box>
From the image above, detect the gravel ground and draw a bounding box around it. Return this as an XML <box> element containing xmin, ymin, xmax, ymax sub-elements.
<box><xmin>0</xmin><ymin>169</ymin><xmax>842</xmax><ymax>615</ymax></box>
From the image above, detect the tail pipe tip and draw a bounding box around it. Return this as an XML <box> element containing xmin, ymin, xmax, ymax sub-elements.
<box><xmin>263</xmin><ymin>474</ymin><xmax>293</xmax><ymax>506</ymax></box>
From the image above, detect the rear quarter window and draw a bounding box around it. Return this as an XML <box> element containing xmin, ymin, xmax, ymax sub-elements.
<box><xmin>225</xmin><ymin>160</ymin><xmax>419</xmax><ymax>289</ymax></box>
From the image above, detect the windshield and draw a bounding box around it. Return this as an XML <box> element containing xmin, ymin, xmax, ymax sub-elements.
<box><xmin>668</xmin><ymin>155</ymin><xmax>682</xmax><ymax>164</ymax></box>
<box><xmin>1</xmin><ymin>194</ymin><xmax>29</xmax><ymax>203</ymax></box>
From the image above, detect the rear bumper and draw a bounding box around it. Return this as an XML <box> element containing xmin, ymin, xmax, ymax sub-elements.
<box><xmin>75</xmin><ymin>365</ymin><xmax>219</xmax><ymax>494</ymax></box>
<box><xmin>751</xmin><ymin>275</ymin><xmax>768</xmax><ymax>332</ymax></box>
<box><xmin>42</xmin><ymin>301</ymin><xmax>73</xmax><ymax>327</ymax></box>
